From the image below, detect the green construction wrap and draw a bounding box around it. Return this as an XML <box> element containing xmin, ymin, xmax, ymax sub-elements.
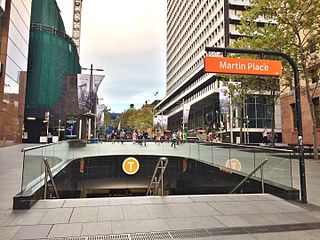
<box><xmin>26</xmin><ymin>0</ymin><xmax>81</xmax><ymax>109</ymax></box>
<box><xmin>31</xmin><ymin>0</ymin><xmax>65</xmax><ymax>32</ymax></box>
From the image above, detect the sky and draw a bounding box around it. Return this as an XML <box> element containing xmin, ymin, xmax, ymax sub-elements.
<box><xmin>55</xmin><ymin>0</ymin><xmax>167</xmax><ymax>113</ymax></box>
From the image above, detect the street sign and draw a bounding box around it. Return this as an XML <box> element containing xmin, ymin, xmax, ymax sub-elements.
<box><xmin>122</xmin><ymin>157</ymin><xmax>140</xmax><ymax>175</ymax></box>
<box><xmin>204</xmin><ymin>57</ymin><xmax>282</xmax><ymax>76</ymax></box>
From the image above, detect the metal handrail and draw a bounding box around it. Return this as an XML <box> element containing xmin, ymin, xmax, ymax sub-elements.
<box><xmin>146</xmin><ymin>157</ymin><xmax>168</xmax><ymax>196</ymax></box>
<box><xmin>229</xmin><ymin>158</ymin><xmax>269</xmax><ymax>194</ymax></box>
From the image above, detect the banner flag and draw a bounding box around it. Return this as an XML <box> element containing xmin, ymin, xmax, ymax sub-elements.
<box><xmin>183</xmin><ymin>103</ymin><xmax>191</xmax><ymax>124</ymax></box>
<box><xmin>77</xmin><ymin>74</ymin><xmax>105</xmax><ymax>111</ymax></box>
<box><xmin>153</xmin><ymin>115</ymin><xmax>168</xmax><ymax>129</ymax></box>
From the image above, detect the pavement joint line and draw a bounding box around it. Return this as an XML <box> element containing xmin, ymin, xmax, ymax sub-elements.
<box><xmin>40</xmin><ymin>222</ymin><xmax>320</xmax><ymax>239</ymax></box>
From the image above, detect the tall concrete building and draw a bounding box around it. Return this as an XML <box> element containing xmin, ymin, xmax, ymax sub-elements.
<box><xmin>155</xmin><ymin>0</ymin><xmax>281</xmax><ymax>143</ymax></box>
<box><xmin>0</xmin><ymin>0</ymin><xmax>32</xmax><ymax>146</ymax></box>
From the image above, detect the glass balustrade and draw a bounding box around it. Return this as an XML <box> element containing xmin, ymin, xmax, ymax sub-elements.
<box><xmin>20</xmin><ymin>140</ymin><xmax>293</xmax><ymax>196</ymax></box>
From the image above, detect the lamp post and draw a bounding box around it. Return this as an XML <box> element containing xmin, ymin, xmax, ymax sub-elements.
<box><xmin>81</xmin><ymin>64</ymin><xmax>104</xmax><ymax>139</ymax></box>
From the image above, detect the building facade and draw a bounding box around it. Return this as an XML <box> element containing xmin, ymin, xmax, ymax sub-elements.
<box><xmin>23</xmin><ymin>0</ymin><xmax>81</xmax><ymax>143</ymax></box>
<box><xmin>155</xmin><ymin>0</ymin><xmax>281</xmax><ymax>143</ymax></box>
<box><xmin>280</xmin><ymin>50</ymin><xmax>320</xmax><ymax>146</ymax></box>
<box><xmin>0</xmin><ymin>0</ymin><xmax>32</xmax><ymax>146</ymax></box>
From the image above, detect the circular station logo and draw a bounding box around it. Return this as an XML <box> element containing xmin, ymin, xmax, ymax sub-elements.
<box><xmin>122</xmin><ymin>157</ymin><xmax>140</xmax><ymax>175</ymax></box>
<box><xmin>225</xmin><ymin>159</ymin><xmax>241</xmax><ymax>171</ymax></box>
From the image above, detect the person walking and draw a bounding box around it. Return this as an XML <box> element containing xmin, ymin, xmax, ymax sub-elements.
<box><xmin>132</xmin><ymin>130</ymin><xmax>137</xmax><ymax>144</ymax></box>
<box><xmin>120</xmin><ymin>129</ymin><xmax>126</xmax><ymax>144</ymax></box>
<box><xmin>142</xmin><ymin>131</ymin><xmax>148</xmax><ymax>146</ymax></box>
<box><xmin>171</xmin><ymin>131</ymin><xmax>177</xmax><ymax>148</ymax></box>
<box><xmin>262</xmin><ymin>127</ymin><xmax>268</xmax><ymax>145</ymax></box>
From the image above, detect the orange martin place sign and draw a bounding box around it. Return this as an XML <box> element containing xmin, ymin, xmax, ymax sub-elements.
<box><xmin>204</xmin><ymin>56</ymin><xmax>282</xmax><ymax>76</ymax></box>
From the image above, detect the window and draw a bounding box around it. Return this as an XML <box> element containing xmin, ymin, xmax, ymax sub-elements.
<box><xmin>313</xmin><ymin>98</ymin><xmax>320</xmax><ymax>128</ymax></box>
<box><xmin>291</xmin><ymin>103</ymin><xmax>297</xmax><ymax>129</ymax></box>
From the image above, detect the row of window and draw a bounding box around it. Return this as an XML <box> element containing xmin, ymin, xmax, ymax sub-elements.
<box><xmin>167</xmin><ymin>34</ymin><xmax>225</xmax><ymax>93</ymax></box>
<box><xmin>167</xmin><ymin>13</ymin><xmax>224</xmax><ymax>78</ymax></box>
<box><xmin>167</xmin><ymin>5</ymin><xmax>224</xmax><ymax>68</ymax></box>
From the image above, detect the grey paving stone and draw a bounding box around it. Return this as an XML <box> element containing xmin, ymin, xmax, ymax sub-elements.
<box><xmin>208</xmin><ymin>202</ymin><xmax>244</xmax><ymax>215</ymax></box>
<box><xmin>109</xmin><ymin>197</ymin><xmax>132</xmax><ymax>205</ymax></box>
<box><xmin>111</xmin><ymin>219</ymin><xmax>142</xmax><ymax>234</ymax></box>
<box><xmin>215</xmin><ymin>215</ymin><xmax>251</xmax><ymax>227</ymax></box>
<box><xmin>32</xmin><ymin>199</ymin><xmax>65</xmax><ymax>209</ymax></box>
<box><xmin>13</xmin><ymin>224</ymin><xmax>52</xmax><ymax>239</ymax></box>
<box><xmin>47</xmin><ymin>223</ymin><xmax>83</xmax><ymax>238</ymax></box>
<box><xmin>0</xmin><ymin>226</ymin><xmax>21</xmax><ymax>240</ymax></box>
<box><xmin>262</xmin><ymin>213</ymin><xmax>301</xmax><ymax>224</ymax></box>
<box><xmin>190</xmin><ymin>195</ymin><xmax>220</xmax><ymax>203</ymax></box>
<box><xmin>122</xmin><ymin>205</ymin><xmax>150</xmax><ymax>220</ymax></box>
<box><xmin>9</xmin><ymin>209</ymin><xmax>48</xmax><ymax>226</ymax></box>
<box><xmin>167</xmin><ymin>216</ymin><xmax>225</xmax><ymax>230</ymax></box>
<box><xmin>81</xmin><ymin>221</ymin><xmax>112</xmax><ymax>236</ymax></box>
<box><xmin>139</xmin><ymin>219</ymin><xmax>171</xmax><ymax>232</ymax></box>
<box><xmin>70</xmin><ymin>206</ymin><xmax>98</xmax><ymax>223</ymax></box>
<box><xmin>150</xmin><ymin>196</ymin><xmax>193</xmax><ymax>204</ymax></box>
<box><xmin>284</xmin><ymin>212</ymin><xmax>320</xmax><ymax>223</ymax></box>
<box><xmin>305</xmin><ymin>229</ymin><xmax>320</xmax><ymax>239</ymax></box>
<box><xmin>188</xmin><ymin>202</ymin><xmax>222</xmax><ymax>216</ymax></box>
<box><xmin>239</xmin><ymin>214</ymin><xmax>275</xmax><ymax>226</ymax></box>
<box><xmin>211</xmin><ymin>234</ymin><xmax>258</xmax><ymax>240</ymax></box>
<box><xmin>270</xmin><ymin>200</ymin><xmax>307</xmax><ymax>213</ymax></box>
<box><xmin>62</xmin><ymin>199</ymin><xmax>88</xmax><ymax>208</ymax></box>
<box><xmin>248</xmin><ymin>200</ymin><xmax>287</xmax><ymax>214</ymax></box>
<box><xmin>85</xmin><ymin>198</ymin><xmax>109</xmax><ymax>206</ymax></box>
<box><xmin>144</xmin><ymin>204</ymin><xmax>174</xmax><ymax>219</ymax></box>
<box><xmin>98</xmin><ymin>205</ymin><xmax>124</xmax><ymax>221</ymax></box>
<box><xmin>0</xmin><ymin>210</ymin><xmax>17</xmax><ymax>226</ymax></box>
<box><xmin>167</xmin><ymin>203</ymin><xmax>198</xmax><ymax>217</ymax></box>
<box><xmin>229</xmin><ymin>201</ymin><xmax>267</xmax><ymax>214</ymax></box>
<box><xmin>253</xmin><ymin>231</ymin><xmax>319</xmax><ymax>240</ymax></box>
<box><xmin>130</xmin><ymin>196</ymin><xmax>153</xmax><ymax>205</ymax></box>
<box><xmin>40</xmin><ymin>207</ymin><xmax>73</xmax><ymax>224</ymax></box>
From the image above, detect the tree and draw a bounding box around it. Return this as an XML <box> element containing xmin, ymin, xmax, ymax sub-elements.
<box><xmin>118</xmin><ymin>106</ymin><xmax>153</xmax><ymax>132</ymax></box>
<box><xmin>235</xmin><ymin>0</ymin><xmax>320</xmax><ymax>158</ymax></box>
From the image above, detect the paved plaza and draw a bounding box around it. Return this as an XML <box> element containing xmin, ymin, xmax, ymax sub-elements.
<box><xmin>1</xmin><ymin>144</ymin><xmax>320</xmax><ymax>239</ymax></box>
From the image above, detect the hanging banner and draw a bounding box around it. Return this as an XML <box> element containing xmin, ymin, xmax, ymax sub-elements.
<box><xmin>183</xmin><ymin>103</ymin><xmax>191</xmax><ymax>124</ymax></box>
<box><xmin>219</xmin><ymin>85</ymin><xmax>229</xmax><ymax>114</ymax></box>
<box><xmin>154</xmin><ymin>115</ymin><xmax>168</xmax><ymax>129</ymax></box>
<box><xmin>77</xmin><ymin>74</ymin><xmax>105</xmax><ymax>111</ymax></box>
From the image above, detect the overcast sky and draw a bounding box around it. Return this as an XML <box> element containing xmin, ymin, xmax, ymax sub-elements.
<box><xmin>55</xmin><ymin>0</ymin><xmax>167</xmax><ymax>113</ymax></box>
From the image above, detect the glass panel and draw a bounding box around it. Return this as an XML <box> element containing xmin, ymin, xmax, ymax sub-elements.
<box><xmin>21</xmin><ymin>147</ymin><xmax>43</xmax><ymax>192</ymax></box>
<box><xmin>20</xmin><ymin>141</ymin><xmax>294</xmax><ymax>196</ymax></box>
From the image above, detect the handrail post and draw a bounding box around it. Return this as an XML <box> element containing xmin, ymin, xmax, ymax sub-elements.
<box><xmin>261</xmin><ymin>165</ymin><xmax>264</xmax><ymax>193</ymax></box>
<box><xmin>229</xmin><ymin>158</ymin><xmax>269</xmax><ymax>194</ymax></box>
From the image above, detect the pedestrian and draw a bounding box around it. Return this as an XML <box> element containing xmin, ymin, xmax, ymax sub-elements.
<box><xmin>155</xmin><ymin>130</ymin><xmax>161</xmax><ymax>145</ymax></box>
<box><xmin>142</xmin><ymin>131</ymin><xmax>148</xmax><ymax>146</ymax></box>
<box><xmin>120</xmin><ymin>129</ymin><xmax>125</xmax><ymax>144</ymax></box>
<box><xmin>132</xmin><ymin>130</ymin><xmax>137</xmax><ymax>144</ymax></box>
<box><xmin>171</xmin><ymin>131</ymin><xmax>177</xmax><ymax>148</ymax></box>
<box><xmin>111</xmin><ymin>131</ymin><xmax>116</xmax><ymax>144</ymax></box>
<box><xmin>262</xmin><ymin>127</ymin><xmax>268</xmax><ymax>145</ymax></box>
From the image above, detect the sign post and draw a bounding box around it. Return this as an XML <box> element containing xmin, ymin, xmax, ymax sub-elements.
<box><xmin>205</xmin><ymin>47</ymin><xmax>306</xmax><ymax>204</ymax></box>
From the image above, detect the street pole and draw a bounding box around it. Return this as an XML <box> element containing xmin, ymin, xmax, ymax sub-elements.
<box><xmin>81</xmin><ymin>64</ymin><xmax>104</xmax><ymax>139</ymax></box>
<box><xmin>58</xmin><ymin>119</ymin><xmax>61</xmax><ymax>140</ymax></box>
<box><xmin>205</xmin><ymin>47</ymin><xmax>307</xmax><ymax>203</ymax></box>
<box><xmin>45</xmin><ymin>111</ymin><xmax>50</xmax><ymax>144</ymax></box>
<box><xmin>182</xmin><ymin>99</ymin><xmax>185</xmax><ymax>140</ymax></box>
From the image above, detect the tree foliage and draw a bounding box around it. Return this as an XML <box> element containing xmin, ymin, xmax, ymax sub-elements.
<box><xmin>119</xmin><ymin>107</ymin><xmax>153</xmax><ymax>131</ymax></box>
<box><xmin>231</xmin><ymin>0</ymin><xmax>320</xmax><ymax>155</ymax></box>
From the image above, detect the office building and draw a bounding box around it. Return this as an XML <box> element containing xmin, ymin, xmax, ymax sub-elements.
<box><xmin>0</xmin><ymin>0</ymin><xmax>32</xmax><ymax>146</ymax></box>
<box><xmin>155</xmin><ymin>0</ymin><xmax>281</xmax><ymax>143</ymax></box>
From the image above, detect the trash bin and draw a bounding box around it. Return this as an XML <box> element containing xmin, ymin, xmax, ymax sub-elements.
<box><xmin>92</xmin><ymin>138</ymin><xmax>99</xmax><ymax>144</ymax></box>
